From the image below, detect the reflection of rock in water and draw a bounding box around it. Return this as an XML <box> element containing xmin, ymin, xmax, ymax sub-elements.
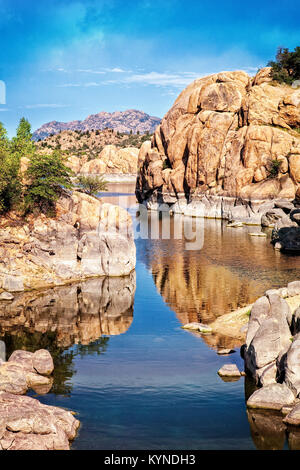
<box><xmin>244</xmin><ymin>376</ymin><xmax>300</xmax><ymax>450</ymax></box>
<box><xmin>146</xmin><ymin>216</ymin><xmax>300</xmax><ymax>331</ymax></box>
<box><xmin>245</xmin><ymin>376</ymin><xmax>287</xmax><ymax>450</ymax></box>
<box><xmin>152</xmin><ymin>249</ymin><xmax>260</xmax><ymax>325</ymax></box>
<box><xmin>0</xmin><ymin>273</ymin><xmax>136</xmax><ymax>349</ymax></box>
<box><xmin>288</xmin><ymin>428</ymin><xmax>300</xmax><ymax>450</ymax></box>
<box><xmin>0</xmin><ymin>274</ymin><xmax>136</xmax><ymax>396</ymax></box>
<box><xmin>200</xmin><ymin>332</ymin><xmax>243</xmax><ymax>350</ymax></box>
<box><xmin>247</xmin><ymin>409</ymin><xmax>286</xmax><ymax>450</ymax></box>
<box><xmin>0</xmin><ymin>340</ymin><xmax>5</xmax><ymax>362</ymax></box>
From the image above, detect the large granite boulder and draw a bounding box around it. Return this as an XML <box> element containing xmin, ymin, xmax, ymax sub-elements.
<box><xmin>272</xmin><ymin>205</ymin><xmax>300</xmax><ymax>252</ymax></box>
<box><xmin>136</xmin><ymin>69</ymin><xmax>300</xmax><ymax>223</ymax></box>
<box><xmin>247</xmin><ymin>383</ymin><xmax>295</xmax><ymax>410</ymax></box>
<box><xmin>0</xmin><ymin>392</ymin><xmax>79</xmax><ymax>450</ymax></box>
<box><xmin>0</xmin><ymin>348</ymin><xmax>79</xmax><ymax>450</ymax></box>
<box><xmin>244</xmin><ymin>294</ymin><xmax>291</xmax><ymax>384</ymax></box>
<box><xmin>0</xmin><ymin>349</ymin><xmax>54</xmax><ymax>395</ymax></box>
<box><xmin>284</xmin><ymin>334</ymin><xmax>300</xmax><ymax>396</ymax></box>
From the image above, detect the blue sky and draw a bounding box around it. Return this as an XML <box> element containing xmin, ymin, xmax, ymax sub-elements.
<box><xmin>0</xmin><ymin>0</ymin><xmax>299</xmax><ymax>136</ymax></box>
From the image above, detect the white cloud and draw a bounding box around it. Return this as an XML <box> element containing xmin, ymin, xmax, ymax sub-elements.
<box><xmin>58</xmin><ymin>83</ymin><xmax>81</xmax><ymax>88</ymax></box>
<box><xmin>108</xmin><ymin>67</ymin><xmax>128</xmax><ymax>73</ymax></box>
<box><xmin>105</xmin><ymin>71</ymin><xmax>203</xmax><ymax>88</ymax></box>
<box><xmin>22</xmin><ymin>104</ymin><xmax>70</xmax><ymax>109</ymax></box>
<box><xmin>76</xmin><ymin>69</ymin><xmax>105</xmax><ymax>75</ymax></box>
<box><xmin>84</xmin><ymin>82</ymin><xmax>101</xmax><ymax>87</ymax></box>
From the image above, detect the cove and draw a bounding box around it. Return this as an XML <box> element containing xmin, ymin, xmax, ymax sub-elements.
<box><xmin>1</xmin><ymin>183</ymin><xmax>300</xmax><ymax>450</ymax></box>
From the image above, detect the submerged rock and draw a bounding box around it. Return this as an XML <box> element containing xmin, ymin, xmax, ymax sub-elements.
<box><xmin>217</xmin><ymin>348</ymin><xmax>235</xmax><ymax>355</ymax></box>
<box><xmin>218</xmin><ymin>363</ymin><xmax>241</xmax><ymax>377</ymax></box>
<box><xmin>182</xmin><ymin>322</ymin><xmax>212</xmax><ymax>333</ymax></box>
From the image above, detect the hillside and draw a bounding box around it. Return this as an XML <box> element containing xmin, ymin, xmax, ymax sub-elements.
<box><xmin>33</xmin><ymin>109</ymin><xmax>161</xmax><ymax>141</ymax></box>
<box><xmin>35</xmin><ymin>128</ymin><xmax>152</xmax><ymax>162</ymax></box>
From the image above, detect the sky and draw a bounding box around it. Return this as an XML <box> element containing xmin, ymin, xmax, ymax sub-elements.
<box><xmin>0</xmin><ymin>0</ymin><xmax>299</xmax><ymax>137</ymax></box>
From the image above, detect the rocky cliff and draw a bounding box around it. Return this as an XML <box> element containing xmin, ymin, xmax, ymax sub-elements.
<box><xmin>136</xmin><ymin>68</ymin><xmax>300</xmax><ymax>224</ymax></box>
<box><xmin>33</xmin><ymin>110</ymin><xmax>161</xmax><ymax>140</ymax></box>
<box><xmin>0</xmin><ymin>191</ymin><xmax>136</xmax><ymax>293</ymax></box>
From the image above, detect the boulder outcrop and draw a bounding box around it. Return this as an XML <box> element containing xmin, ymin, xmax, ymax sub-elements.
<box><xmin>0</xmin><ymin>349</ymin><xmax>53</xmax><ymax>395</ymax></box>
<box><xmin>66</xmin><ymin>144</ymin><xmax>141</xmax><ymax>175</ymax></box>
<box><xmin>136</xmin><ymin>68</ymin><xmax>300</xmax><ymax>224</ymax></box>
<box><xmin>0</xmin><ymin>191</ymin><xmax>136</xmax><ymax>292</ymax></box>
<box><xmin>271</xmin><ymin>198</ymin><xmax>300</xmax><ymax>252</ymax></box>
<box><xmin>0</xmin><ymin>349</ymin><xmax>79</xmax><ymax>450</ymax></box>
<box><xmin>242</xmin><ymin>281</ymin><xmax>300</xmax><ymax>423</ymax></box>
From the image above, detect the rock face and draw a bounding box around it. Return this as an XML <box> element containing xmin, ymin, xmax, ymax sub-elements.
<box><xmin>136</xmin><ymin>68</ymin><xmax>300</xmax><ymax>223</ymax></box>
<box><xmin>244</xmin><ymin>292</ymin><xmax>293</xmax><ymax>385</ymax></box>
<box><xmin>242</xmin><ymin>281</ymin><xmax>300</xmax><ymax>421</ymax></box>
<box><xmin>33</xmin><ymin>109</ymin><xmax>161</xmax><ymax>140</ymax></box>
<box><xmin>0</xmin><ymin>191</ymin><xmax>136</xmax><ymax>291</ymax></box>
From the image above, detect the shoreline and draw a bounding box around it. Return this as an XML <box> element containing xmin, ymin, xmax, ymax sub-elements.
<box><xmin>77</xmin><ymin>173</ymin><xmax>137</xmax><ymax>183</ymax></box>
<box><xmin>210</xmin><ymin>290</ymin><xmax>300</xmax><ymax>342</ymax></box>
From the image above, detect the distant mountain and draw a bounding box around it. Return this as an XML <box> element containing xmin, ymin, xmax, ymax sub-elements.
<box><xmin>33</xmin><ymin>109</ymin><xmax>161</xmax><ymax>141</ymax></box>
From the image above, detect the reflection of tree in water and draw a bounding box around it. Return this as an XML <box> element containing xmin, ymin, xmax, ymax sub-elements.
<box><xmin>0</xmin><ymin>274</ymin><xmax>135</xmax><ymax>396</ymax></box>
<box><xmin>75</xmin><ymin>336</ymin><xmax>109</xmax><ymax>358</ymax></box>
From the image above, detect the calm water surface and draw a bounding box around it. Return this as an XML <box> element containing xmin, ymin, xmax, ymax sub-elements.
<box><xmin>1</xmin><ymin>182</ymin><xmax>300</xmax><ymax>450</ymax></box>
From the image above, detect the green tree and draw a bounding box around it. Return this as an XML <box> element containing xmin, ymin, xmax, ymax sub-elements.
<box><xmin>268</xmin><ymin>46</ymin><xmax>300</xmax><ymax>85</ymax></box>
<box><xmin>75</xmin><ymin>175</ymin><xmax>107</xmax><ymax>196</ymax></box>
<box><xmin>0</xmin><ymin>122</ymin><xmax>22</xmax><ymax>213</ymax></box>
<box><xmin>11</xmin><ymin>117</ymin><xmax>35</xmax><ymax>159</ymax></box>
<box><xmin>24</xmin><ymin>151</ymin><xmax>73</xmax><ymax>215</ymax></box>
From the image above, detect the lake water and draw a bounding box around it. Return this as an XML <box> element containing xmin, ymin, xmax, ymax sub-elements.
<box><xmin>1</xmin><ymin>183</ymin><xmax>300</xmax><ymax>450</ymax></box>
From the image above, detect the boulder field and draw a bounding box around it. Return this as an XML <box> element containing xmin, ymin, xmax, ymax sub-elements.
<box><xmin>0</xmin><ymin>349</ymin><xmax>80</xmax><ymax>450</ymax></box>
<box><xmin>136</xmin><ymin>68</ymin><xmax>300</xmax><ymax>224</ymax></box>
<box><xmin>0</xmin><ymin>191</ymin><xmax>136</xmax><ymax>293</ymax></box>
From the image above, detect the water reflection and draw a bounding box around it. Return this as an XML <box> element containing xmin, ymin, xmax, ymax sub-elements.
<box><xmin>138</xmin><ymin>214</ymin><xmax>300</xmax><ymax>329</ymax></box>
<box><xmin>244</xmin><ymin>377</ymin><xmax>300</xmax><ymax>450</ymax></box>
<box><xmin>0</xmin><ymin>273</ymin><xmax>136</xmax><ymax>395</ymax></box>
<box><xmin>247</xmin><ymin>409</ymin><xmax>287</xmax><ymax>450</ymax></box>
